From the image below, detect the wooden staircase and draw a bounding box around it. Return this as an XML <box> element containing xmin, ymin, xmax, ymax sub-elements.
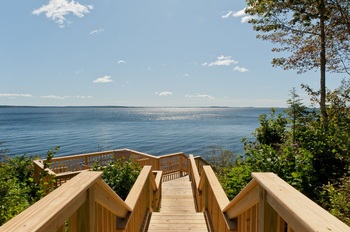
<box><xmin>147</xmin><ymin>176</ymin><xmax>209</xmax><ymax>231</ymax></box>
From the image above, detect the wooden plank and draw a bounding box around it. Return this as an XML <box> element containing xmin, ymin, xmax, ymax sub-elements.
<box><xmin>252</xmin><ymin>172</ymin><xmax>350</xmax><ymax>232</ymax></box>
<box><xmin>189</xmin><ymin>155</ymin><xmax>201</xmax><ymax>188</ymax></box>
<box><xmin>148</xmin><ymin>176</ymin><xmax>209</xmax><ymax>231</ymax></box>
<box><xmin>125</xmin><ymin>165</ymin><xmax>152</xmax><ymax>210</ymax></box>
<box><xmin>202</xmin><ymin>166</ymin><xmax>230</xmax><ymax>210</ymax></box>
<box><xmin>224</xmin><ymin>183</ymin><xmax>259</xmax><ymax>219</ymax></box>
<box><xmin>94</xmin><ymin>179</ymin><xmax>131</xmax><ymax>218</ymax></box>
<box><xmin>0</xmin><ymin>172</ymin><xmax>102</xmax><ymax>232</ymax></box>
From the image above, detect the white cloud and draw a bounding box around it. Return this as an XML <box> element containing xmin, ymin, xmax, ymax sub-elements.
<box><xmin>0</xmin><ymin>93</ymin><xmax>32</xmax><ymax>98</ymax></box>
<box><xmin>203</xmin><ymin>55</ymin><xmax>238</xmax><ymax>67</ymax></box>
<box><xmin>90</xmin><ymin>28</ymin><xmax>104</xmax><ymax>35</ymax></box>
<box><xmin>183</xmin><ymin>74</ymin><xmax>190</xmax><ymax>78</ymax></box>
<box><xmin>155</xmin><ymin>91</ymin><xmax>173</xmax><ymax>96</ymax></box>
<box><xmin>221</xmin><ymin>11</ymin><xmax>233</xmax><ymax>19</ymax></box>
<box><xmin>185</xmin><ymin>94</ymin><xmax>215</xmax><ymax>99</ymax></box>
<box><xmin>41</xmin><ymin>95</ymin><xmax>65</xmax><ymax>99</ymax></box>
<box><xmin>232</xmin><ymin>9</ymin><xmax>246</xmax><ymax>17</ymax></box>
<box><xmin>93</xmin><ymin>75</ymin><xmax>113</xmax><ymax>83</ymax></box>
<box><xmin>234</xmin><ymin>66</ymin><xmax>249</xmax><ymax>72</ymax></box>
<box><xmin>41</xmin><ymin>95</ymin><xmax>92</xmax><ymax>99</ymax></box>
<box><xmin>74</xmin><ymin>95</ymin><xmax>92</xmax><ymax>99</ymax></box>
<box><xmin>240</xmin><ymin>15</ymin><xmax>254</xmax><ymax>23</ymax></box>
<box><xmin>117</xmin><ymin>60</ymin><xmax>126</xmax><ymax>64</ymax></box>
<box><xmin>32</xmin><ymin>0</ymin><xmax>93</xmax><ymax>28</ymax></box>
<box><xmin>230</xmin><ymin>8</ymin><xmax>254</xmax><ymax>23</ymax></box>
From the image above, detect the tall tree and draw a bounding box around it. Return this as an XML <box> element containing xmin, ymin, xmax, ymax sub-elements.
<box><xmin>285</xmin><ymin>87</ymin><xmax>307</xmax><ymax>144</ymax></box>
<box><xmin>245</xmin><ymin>0</ymin><xmax>350</xmax><ymax>122</ymax></box>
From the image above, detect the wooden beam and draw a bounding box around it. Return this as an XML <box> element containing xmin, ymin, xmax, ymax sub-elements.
<box><xmin>252</xmin><ymin>172</ymin><xmax>350</xmax><ymax>232</ymax></box>
<box><xmin>224</xmin><ymin>183</ymin><xmax>259</xmax><ymax>219</ymax></box>
<box><xmin>0</xmin><ymin>172</ymin><xmax>102</xmax><ymax>232</ymax></box>
<box><xmin>94</xmin><ymin>179</ymin><xmax>131</xmax><ymax>218</ymax></box>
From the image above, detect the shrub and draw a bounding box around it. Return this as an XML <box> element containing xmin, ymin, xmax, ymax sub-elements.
<box><xmin>92</xmin><ymin>158</ymin><xmax>141</xmax><ymax>200</ymax></box>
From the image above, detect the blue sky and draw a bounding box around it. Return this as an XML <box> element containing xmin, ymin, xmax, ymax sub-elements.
<box><xmin>0</xmin><ymin>0</ymin><xmax>346</xmax><ymax>107</ymax></box>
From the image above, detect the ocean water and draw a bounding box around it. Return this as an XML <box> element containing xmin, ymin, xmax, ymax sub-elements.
<box><xmin>0</xmin><ymin>107</ymin><xmax>274</xmax><ymax>158</ymax></box>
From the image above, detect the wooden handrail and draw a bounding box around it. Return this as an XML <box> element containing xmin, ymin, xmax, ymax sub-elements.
<box><xmin>189</xmin><ymin>155</ymin><xmax>200</xmax><ymax>188</ymax></box>
<box><xmin>0</xmin><ymin>172</ymin><xmax>103</xmax><ymax>232</ymax></box>
<box><xmin>223</xmin><ymin>179</ymin><xmax>259</xmax><ymax>219</ymax></box>
<box><xmin>4</xmin><ymin>150</ymin><xmax>350</xmax><ymax>232</ymax></box>
<box><xmin>95</xmin><ymin>179</ymin><xmax>131</xmax><ymax>218</ymax></box>
<box><xmin>34</xmin><ymin>149</ymin><xmax>190</xmax><ymax>186</ymax></box>
<box><xmin>251</xmin><ymin>172</ymin><xmax>350</xmax><ymax>232</ymax></box>
<box><xmin>1</xmin><ymin>165</ymin><xmax>162</xmax><ymax>232</ymax></box>
<box><xmin>190</xmin><ymin>160</ymin><xmax>350</xmax><ymax>232</ymax></box>
<box><xmin>125</xmin><ymin>166</ymin><xmax>153</xmax><ymax>210</ymax></box>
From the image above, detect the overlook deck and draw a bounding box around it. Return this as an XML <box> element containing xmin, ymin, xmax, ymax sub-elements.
<box><xmin>148</xmin><ymin>176</ymin><xmax>208</xmax><ymax>231</ymax></box>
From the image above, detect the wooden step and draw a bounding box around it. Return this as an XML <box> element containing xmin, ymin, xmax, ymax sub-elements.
<box><xmin>147</xmin><ymin>176</ymin><xmax>209</xmax><ymax>231</ymax></box>
<box><xmin>148</xmin><ymin>212</ymin><xmax>208</xmax><ymax>231</ymax></box>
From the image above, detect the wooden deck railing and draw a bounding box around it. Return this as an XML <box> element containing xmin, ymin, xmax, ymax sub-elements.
<box><xmin>34</xmin><ymin>149</ymin><xmax>190</xmax><ymax>186</ymax></box>
<box><xmin>0</xmin><ymin>165</ymin><xmax>162</xmax><ymax>232</ymax></box>
<box><xmin>188</xmin><ymin>155</ymin><xmax>350</xmax><ymax>232</ymax></box>
<box><xmin>4</xmin><ymin>151</ymin><xmax>349</xmax><ymax>232</ymax></box>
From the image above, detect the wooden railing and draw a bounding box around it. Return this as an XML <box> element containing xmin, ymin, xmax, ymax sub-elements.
<box><xmin>5</xmin><ymin>151</ymin><xmax>349</xmax><ymax>232</ymax></box>
<box><xmin>34</xmin><ymin>149</ymin><xmax>190</xmax><ymax>186</ymax></box>
<box><xmin>0</xmin><ymin>165</ymin><xmax>162</xmax><ymax>232</ymax></box>
<box><xmin>188</xmin><ymin>155</ymin><xmax>350</xmax><ymax>232</ymax></box>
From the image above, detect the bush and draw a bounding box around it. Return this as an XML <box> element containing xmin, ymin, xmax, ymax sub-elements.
<box><xmin>322</xmin><ymin>174</ymin><xmax>350</xmax><ymax>226</ymax></box>
<box><xmin>0</xmin><ymin>154</ymin><xmax>40</xmax><ymax>225</ymax></box>
<box><xmin>217</xmin><ymin>84</ymin><xmax>350</xmax><ymax>224</ymax></box>
<box><xmin>92</xmin><ymin>158</ymin><xmax>141</xmax><ymax>200</ymax></box>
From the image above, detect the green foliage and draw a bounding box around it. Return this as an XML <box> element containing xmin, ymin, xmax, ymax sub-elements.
<box><xmin>0</xmin><ymin>160</ymin><xmax>30</xmax><ymax>225</ymax></box>
<box><xmin>322</xmin><ymin>175</ymin><xmax>350</xmax><ymax>226</ymax></box>
<box><xmin>204</xmin><ymin>146</ymin><xmax>236</xmax><ymax>177</ymax></box>
<box><xmin>285</xmin><ymin>87</ymin><xmax>309</xmax><ymax>144</ymax></box>
<box><xmin>245</xmin><ymin>0</ymin><xmax>350</xmax><ymax>121</ymax></box>
<box><xmin>253</xmin><ymin>108</ymin><xmax>287</xmax><ymax>146</ymax></box>
<box><xmin>220</xmin><ymin>160</ymin><xmax>252</xmax><ymax>200</ymax></box>
<box><xmin>0</xmin><ymin>146</ymin><xmax>60</xmax><ymax>226</ymax></box>
<box><xmin>37</xmin><ymin>147</ymin><xmax>60</xmax><ymax>197</ymax></box>
<box><xmin>92</xmin><ymin>158</ymin><xmax>141</xmax><ymax>200</ymax></box>
<box><xmin>218</xmin><ymin>84</ymin><xmax>350</xmax><ymax>224</ymax></box>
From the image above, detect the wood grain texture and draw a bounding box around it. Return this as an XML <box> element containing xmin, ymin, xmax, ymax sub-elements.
<box><xmin>148</xmin><ymin>176</ymin><xmax>208</xmax><ymax>232</ymax></box>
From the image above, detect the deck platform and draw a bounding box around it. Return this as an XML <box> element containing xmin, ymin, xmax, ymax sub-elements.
<box><xmin>147</xmin><ymin>176</ymin><xmax>208</xmax><ymax>231</ymax></box>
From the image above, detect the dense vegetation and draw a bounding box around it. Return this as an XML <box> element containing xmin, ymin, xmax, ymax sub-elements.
<box><xmin>210</xmin><ymin>83</ymin><xmax>350</xmax><ymax>225</ymax></box>
<box><xmin>0</xmin><ymin>146</ymin><xmax>60</xmax><ymax>225</ymax></box>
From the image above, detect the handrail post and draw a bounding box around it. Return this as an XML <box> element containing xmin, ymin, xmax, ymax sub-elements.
<box><xmin>179</xmin><ymin>155</ymin><xmax>183</xmax><ymax>177</ymax></box>
<box><xmin>258</xmin><ymin>184</ymin><xmax>283</xmax><ymax>232</ymax></box>
<box><xmin>258</xmin><ymin>186</ymin><xmax>266</xmax><ymax>232</ymax></box>
<box><xmin>89</xmin><ymin>186</ymin><xmax>96</xmax><ymax>231</ymax></box>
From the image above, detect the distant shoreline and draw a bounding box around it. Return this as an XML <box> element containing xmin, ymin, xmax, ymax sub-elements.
<box><xmin>0</xmin><ymin>105</ymin><xmax>283</xmax><ymax>109</ymax></box>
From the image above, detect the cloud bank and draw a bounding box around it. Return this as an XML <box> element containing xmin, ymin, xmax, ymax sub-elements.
<box><xmin>32</xmin><ymin>0</ymin><xmax>93</xmax><ymax>28</ymax></box>
<box><xmin>41</xmin><ymin>95</ymin><xmax>92</xmax><ymax>99</ymax></box>
<box><xmin>0</xmin><ymin>93</ymin><xmax>32</xmax><ymax>98</ymax></box>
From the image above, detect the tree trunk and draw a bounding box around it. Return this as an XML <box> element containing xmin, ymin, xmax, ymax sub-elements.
<box><xmin>319</xmin><ymin>0</ymin><xmax>328</xmax><ymax>123</ymax></box>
